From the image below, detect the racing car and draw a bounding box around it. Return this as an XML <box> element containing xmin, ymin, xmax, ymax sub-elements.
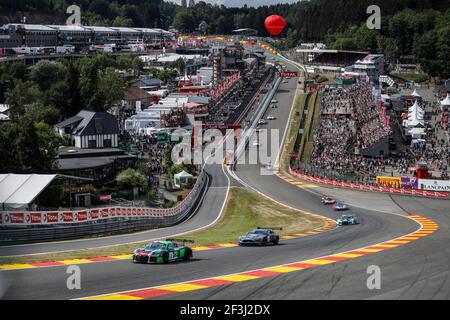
<box><xmin>321</xmin><ymin>196</ymin><xmax>336</xmax><ymax>205</ymax></box>
<box><xmin>132</xmin><ymin>239</ymin><xmax>193</xmax><ymax>264</ymax></box>
<box><xmin>239</xmin><ymin>227</ymin><xmax>281</xmax><ymax>246</ymax></box>
<box><xmin>337</xmin><ymin>214</ymin><xmax>359</xmax><ymax>225</ymax></box>
<box><xmin>267</xmin><ymin>115</ymin><xmax>276</xmax><ymax>120</ymax></box>
<box><xmin>333</xmin><ymin>201</ymin><xmax>349</xmax><ymax>211</ymax></box>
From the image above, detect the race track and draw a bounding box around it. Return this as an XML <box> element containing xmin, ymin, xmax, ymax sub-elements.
<box><xmin>1</xmin><ymin>53</ymin><xmax>450</xmax><ymax>300</ymax></box>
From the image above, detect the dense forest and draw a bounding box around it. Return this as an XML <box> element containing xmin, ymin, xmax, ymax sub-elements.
<box><xmin>0</xmin><ymin>0</ymin><xmax>449</xmax><ymax>77</ymax></box>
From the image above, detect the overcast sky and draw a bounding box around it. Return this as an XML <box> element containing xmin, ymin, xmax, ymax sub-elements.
<box><xmin>168</xmin><ymin>0</ymin><xmax>300</xmax><ymax>7</ymax></box>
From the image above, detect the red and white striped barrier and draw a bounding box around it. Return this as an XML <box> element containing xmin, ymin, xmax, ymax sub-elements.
<box><xmin>288</xmin><ymin>167</ymin><xmax>448</xmax><ymax>199</ymax></box>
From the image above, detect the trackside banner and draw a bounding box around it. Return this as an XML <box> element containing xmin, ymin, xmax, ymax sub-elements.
<box><xmin>289</xmin><ymin>167</ymin><xmax>448</xmax><ymax>199</ymax></box>
<box><xmin>417</xmin><ymin>179</ymin><xmax>450</xmax><ymax>192</ymax></box>
<box><xmin>0</xmin><ymin>173</ymin><xmax>205</xmax><ymax>226</ymax></box>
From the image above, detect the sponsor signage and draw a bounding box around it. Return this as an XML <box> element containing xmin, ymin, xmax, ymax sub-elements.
<box><xmin>46</xmin><ymin>212</ymin><xmax>59</xmax><ymax>223</ymax></box>
<box><xmin>91</xmin><ymin>209</ymin><xmax>99</xmax><ymax>220</ymax></box>
<box><xmin>99</xmin><ymin>195</ymin><xmax>112</xmax><ymax>201</ymax></box>
<box><xmin>30</xmin><ymin>213</ymin><xmax>42</xmax><ymax>224</ymax></box>
<box><xmin>77</xmin><ymin>211</ymin><xmax>88</xmax><ymax>221</ymax></box>
<box><xmin>417</xmin><ymin>179</ymin><xmax>450</xmax><ymax>192</ymax></box>
<box><xmin>9</xmin><ymin>213</ymin><xmax>24</xmax><ymax>224</ymax></box>
<box><xmin>279</xmin><ymin>71</ymin><xmax>298</xmax><ymax>78</ymax></box>
<box><xmin>61</xmin><ymin>212</ymin><xmax>74</xmax><ymax>222</ymax></box>
<box><xmin>376</xmin><ymin>176</ymin><xmax>401</xmax><ymax>188</ymax></box>
<box><xmin>401</xmin><ymin>177</ymin><xmax>418</xmax><ymax>189</ymax></box>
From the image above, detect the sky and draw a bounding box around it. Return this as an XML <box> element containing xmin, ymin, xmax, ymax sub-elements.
<box><xmin>168</xmin><ymin>0</ymin><xmax>300</xmax><ymax>8</ymax></box>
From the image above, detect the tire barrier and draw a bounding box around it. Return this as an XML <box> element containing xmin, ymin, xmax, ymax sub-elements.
<box><xmin>288</xmin><ymin>167</ymin><xmax>448</xmax><ymax>199</ymax></box>
<box><xmin>0</xmin><ymin>172</ymin><xmax>208</xmax><ymax>245</ymax></box>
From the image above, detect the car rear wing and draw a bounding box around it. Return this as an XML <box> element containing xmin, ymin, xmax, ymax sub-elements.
<box><xmin>257</xmin><ymin>227</ymin><xmax>283</xmax><ymax>230</ymax></box>
<box><xmin>166</xmin><ymin>238</ymin><xmax>195</xmax><ymax>245</ymax></box>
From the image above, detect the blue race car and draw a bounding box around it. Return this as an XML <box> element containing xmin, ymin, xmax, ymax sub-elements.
<box><xmin>333</xmin><ymin>201</ymin><xmax>349</xmax><ymax>211</ymax></box>
<box><xmin>337</xmin><ymin>214</ymin><xmax>359</xmax><ymax>226</ymax></box>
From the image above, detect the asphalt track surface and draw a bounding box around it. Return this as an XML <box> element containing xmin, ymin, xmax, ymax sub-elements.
<box><xmin>2</xmin><ymin>58</ymin><xmax>450</xmax><ymax>300</ymax></box>
<box><xmin>0</xmin><ymin>162</ymin><xmax>227</xmax><ymax>257</ymax></box>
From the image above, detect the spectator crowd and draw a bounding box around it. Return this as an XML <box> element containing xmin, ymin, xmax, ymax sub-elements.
<box><xmin>310</xmin><ymin>83</ymin><xmax>391</xmax><ymax>176</ymax></box>
<box><xmin>306</xmin><ymin>83</ymin><xmax>450</xmax><ymax>183</ymax></box>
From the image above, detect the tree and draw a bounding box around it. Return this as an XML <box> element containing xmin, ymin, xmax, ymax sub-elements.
<box><xmin>116</xmin><ymin>168</ymin><xmax>147</xmax><ymax>191</ymax></box>
<box><xmin>167</xmin><ymin>58</ymin><xmax>186</xmax><ymax>74</ymax></box>
<box><xmin>354</xmin><ymin>25</ymin><xmax>379</xmax><ymax>53</ymax></box>
<box><xmin>30</xmin><ymin>60</ymin><xmax>67</xmax><ymax>92</ymax></box>
<box><xmin>173</xmin><ymin>9</ymin><xmax>196</xmax><ymax>33</ymax></box>
<box><xmin>5</xmin><ymin>81</ymin><xmax>40</xmax><ymax>120</ymax></box>
<box><xmin>62</xmin><ymin>61</ymin><xmax>82</xmax><ymax>117</ymax></box>
<box><xmin>157</xmin><ymin>68</ymin><xmax>178</xmax><ymax>83</ymax></box>
<box><xmin>97</xmin><ymin>67</ymin><xmax>126</xmax><ymax>110</ymax></box>
<box><xmin>0</xmin><ymin>111</ymin><xmax>62</xmax><ymax>173</ymax></box>
<box><xmin>131</xmin><ymin>56</ymin><xmax>145</xmax><ymax>77</ymax></box>
<box><xmin>377</xmin><ymin>36</ymin><xmax>400</xmax><ymax>63</ymax></box>
<box><xmin>112</xmin><ymin>16</ymin><xmax>133</xmax><ymax>27</ymax></box>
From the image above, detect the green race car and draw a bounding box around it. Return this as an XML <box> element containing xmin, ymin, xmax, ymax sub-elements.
<box><xmin>132</xmin><ymin>239</ymin><xmax>193</xmax><ymax>264</ymax></box>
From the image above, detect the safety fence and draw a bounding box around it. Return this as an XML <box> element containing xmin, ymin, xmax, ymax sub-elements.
<box><xmin>288</xmin><ymin>167</ymin><xmax>448</xmax><ymax>199</ymax></box>
<box><xmin>0</xmin><ymin>172</ymin><xmax>208</xmax><ymax>245</ymax></box>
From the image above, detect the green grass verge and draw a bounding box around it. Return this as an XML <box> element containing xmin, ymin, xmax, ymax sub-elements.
<box><xmin>0</xmin><ymin>188</ymin><xmax>325</xmax><ymax>265</ymax></box>
<box><xmin>301</xmin><ymin>93</ymin><xmax>321</xmax><ymax>163</ymax></box>
<box><xmin>390</xmin><ymin>72</ymin><xmax>429</xmax><ymax>83</ymax></box>
<box><xmin>280</xmin><ymin>93</ymin><xmax>307</xmax><ymax>173</ymax></box>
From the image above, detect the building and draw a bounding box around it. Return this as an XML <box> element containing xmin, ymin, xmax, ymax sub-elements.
<box><xmin>55</xmin><ymin>110</ymin><xmax>119</xmax><ymax>149</ymax></box>
<box><xmin>0</xmin><ymin>24</ymin><xmax>57</xmax><ymax>48</ymax></box>
<box><xmin>0</xmin><ymin>23</ymin><xmax>175</xmax><ymax>50</ymax></box>
<box><xmin>124</xmin><ymin>87</ymin><xmax>155</xmax><ymax>110</ymax></box>
<box><xmin>131</xmin><ymin>78</ymin><xmax>164</xmax><ymax>90</ymax></box>
<box><xmin>56</xmin><ymin>147</ymin><xmax>137</xmax><ymax>183</ymax></box>
<box><xmin>347</xmin><ymin>54</ymin><xmax>385</xmax><ymax>83</ymax></box>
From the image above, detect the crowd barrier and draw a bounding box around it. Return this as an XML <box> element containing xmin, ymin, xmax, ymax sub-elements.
<box><xmin>0</xmin><ymin>172</ymin><xmax>207</xmax><ymax>227</ymax></box>
<box><xmin>288</xmin><ymin>167</ymin><xmax>448</xmax><ymax>199</ymax></box>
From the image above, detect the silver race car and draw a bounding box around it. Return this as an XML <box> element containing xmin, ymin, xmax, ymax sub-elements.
<box><xmin>239</xmin><ymin>227</ymin><xmax>281</xmax><ymax>246</ymax></box>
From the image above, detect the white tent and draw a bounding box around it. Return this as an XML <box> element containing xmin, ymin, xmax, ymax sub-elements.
<box><xmin>441</xmin><ymin>93</ymin><xmax>450</xmax><ymax>107</ymax></box>
<box><xmin>173</xmin><ymin>171</ymin><xmax>194</xmax><ymax>189</ymax></box>
<box><xmin>408</xmin><ymin>127</ymin><xmax>426</xmax><ymax>139</ymax></box>
<box><xmin>0</xmin><ymin>174</ymin><xmax>57</xmax><ymax>209</ymax></box>
<box><xmin>408</xmin><ymin>100</ymin><xmax>425</xmax><ymax>128</ymax></box>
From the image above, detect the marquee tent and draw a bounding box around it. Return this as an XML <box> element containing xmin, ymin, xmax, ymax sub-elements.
<box><xmin>0</xmin><ymin>174</ymin><xmax>57</xmax><ymax>210</ymax></box>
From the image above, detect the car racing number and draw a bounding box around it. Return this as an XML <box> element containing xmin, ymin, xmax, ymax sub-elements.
<box><xmin>169</xmin><ymin>250</ymin><xmax>180</xmax><ymax>261</ymax></box>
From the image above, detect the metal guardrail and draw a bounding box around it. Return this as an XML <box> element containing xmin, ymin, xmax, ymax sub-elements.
<box><xmin>0</xmin><ymin>172</ymin><xmax>209</xmax><ymax>245</ymax></box>
<box><xmin>235</xmin><ymin>75</ymin><xmax>282</xmax><ymax>160</ymax></box>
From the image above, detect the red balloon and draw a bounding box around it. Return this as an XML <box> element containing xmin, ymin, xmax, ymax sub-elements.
<box><xmin>264</xmin><ymin>15</ymin><xmax>286</xmax><ymax>36</ymax></box>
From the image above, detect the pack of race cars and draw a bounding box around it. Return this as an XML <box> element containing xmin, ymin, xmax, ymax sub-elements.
<box><xmin>132</xmin><ymin>196</ymin><xmax>359</xmax><ymax>264</ymax></box>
